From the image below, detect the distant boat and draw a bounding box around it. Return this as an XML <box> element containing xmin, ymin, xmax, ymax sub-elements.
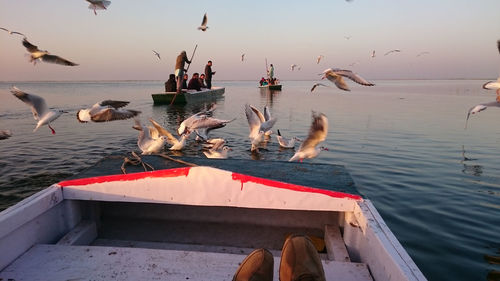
<box><xmin>0</xmin><ymin>158</ymin><xmax>426</xmax><ymax>281</ymax></box>
<box><xmin>152</xmin><ymin>87</ymin><xmax>225</xmax><ymax>105</ymax></box>
<box><xmin>259</xmin><ymin>84</ymin><xmax>282</xmax><ymax>91</ymax></box>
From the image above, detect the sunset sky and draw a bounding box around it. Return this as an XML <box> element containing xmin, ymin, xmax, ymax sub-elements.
<box><xmin>1</xmin><ymin>0</ymin><xmax>499</xmax><ymax>81</ymax></box>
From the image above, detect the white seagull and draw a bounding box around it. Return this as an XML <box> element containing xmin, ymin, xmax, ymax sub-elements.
<box><xmin>198</xmin><ymin>13</ymin><xmax>208</xmax><ymax>31</ymax></box>
<box><xmin>148</xmin><ymin>118</ymin><xmax>189</xmax><ymax>151</ymax></box>
<box><xmin>11</xmin><ymin>86</ymin><xmax>67</xmax><ymax>134</ymax></box>
<box><xmin>152</xmin><ymin>50</ymin><xmax>161</xmax><ymax>60</ymax></box>
<box><xmin>371</xmin><ymin>50</ymin><xmax>376</xmax><ymax>58</ymax></box>
<box><xmin>310</xmin><ymin>83</ymin><xmax>328</xmax><ymax>93</ymax></box>
<box><xmin>133</xmin><ymin>119</ymin><xmax>168</xmax><ymax>155</ymax></box>
<box><xmin>384</xmin><ymin>49</ymin><xmax>401</xmax><ymax>56</ymax></box>
<box><xmin>0</xmin><ymin>130</ymin><xmax>12</xmax><ymax>140</ymax></box>
<box><xmin>289</xmin><ymin>112</ymin><xmax>329</xmax><ymax>162</ymax></box>
<box><xmin>241</xmin><ymin>53</ymin><xmax>245</xmax><ymax>62</ymax></box>
<box><xmin>276</xmin><ymin>129</ymin><xmax>300</xmax><ymax>149</ymax></box>
<box><xmin>77</xmin><ymin>100</ymin><xmax>141</xmax><ymax>123</ymax></box>
<box><xmin>202</xmin><ymin>139</ymin><xmax>231</xmax><ymax>159</ymax></box>
<box><xmin>86</xmin><ymin>0</ymin><xmax>111</xmax><ymax>15</ymax></box>
<box><xmin>291</xmin><ymin>64</ymin><xmax>298</xmax><ymax>71</ymax></box>
<box><xmin>0</xmin><ymin>27</ymin><xmax>25</xmax><ymax>37</ymax></box>
<box><xmin>245</xmin><ymin>104</ymin><xmax>277</xmax><ymax>152</ymax></box>
<box><xmin>317</xmin><ymin>55</ymin><xmax>324</xmax><ymax>64</ymax></box>
<box><xmin>321</xmin><ymin>68</ymin><xmax>375</xmax><ymax>91</ymax></box>
<box><xmin>465</xmin><ymin>99</ymin><xmax>500</xmax><ymax>129</ymax></box>
<box><xmin>178</xmin><ymin>106</ymin><xmax>234</xmax><ymax>136</ymax></box>
<box><xmin>22</xmin><ymin>38</ymin><xmax>78</xmax><ymax>66</ymax></box>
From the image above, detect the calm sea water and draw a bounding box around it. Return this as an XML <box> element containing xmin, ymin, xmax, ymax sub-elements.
<box><xmin>0</xmin><ymin>80</ymin><xmax>499</xmax><ymax>280</ymax></box>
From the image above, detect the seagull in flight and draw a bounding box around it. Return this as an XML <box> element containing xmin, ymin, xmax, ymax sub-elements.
<box><xmin>310</xmin><ymin>83</ymin><xmax>328</xmax><ymax>93</ymax></box>
<box><xmin>178</xmin><ymin>110</ymin><xmax>234</xmax><ymax>136</ymax></box>
<box><xmin>198</xmin><ymin>13</ymin><xmax>208</xmax><ymax>31</ymax></box>
<box><xmin>0</xmin><ymin>27</ymin><xmax>25</xmax><ymax>37</ymax></box>
<box><xmin>241</xmin><ymin>53</ymin><xmax>245</xmax><ymax>62</ymax></box>
<box><xmin>86</xmin><ymin>0</ymin><xmax>111</xmax><ymax>15</ymax></box>
<box><xmin>77</xmin><ymin>100</ymin><xmax>140</xmax><ymax>123</ymax></box>
<box><xmin>245</xmin><ymin>104</ymin><xmax>277</xmax><ymax>152</ymax></box>
<box><xmin>289</xmin><ymin>112</ymin><xmax>329</xmax><ymax>162</ymax></box>
<box><xmin>152</xmin><ymin>50</ymin><xmax>161</xmax><ymax>60</ymax></box>
<box><xmin>416</xmin><ymin>51</ymin><xmax>430</xmax><ymax>57</ymax></box>
<box><xmin>11</xmin><ymin>86</ymin><xmax>67</xmax><ymax>134</ymax></box>
<box><xmin>465</xmin><ymin>98</ymin><xmax>500</xmax><ymax>129</ymax></box>
<box><xmin>371</xmin><ymin>50</ymin><xmax>376</xmax><ymax>58</ymax></box>
<box><xmin>384</xmin><ymin>49</ymin><xmax>401</xmax><ymax>56</ymax></box>
<box><xmin>148</xmin><ymin>118</ymin><xmax>189</xmax><ymax>151</ymax></box>
<box><xmin>291</xmin><ymin>64</ymin><xmax>300</xmax><ymax>71</ymax></box>
<box><xmin>317</xmin><ymin>55</ymin><xmax>324</xmax><ymax>64</ymax></box>
<box><xmin>321</xmin><ymin>68</ymin><xmax>375</xmax><ymax>91</ymax></box>
<box><xmin>133</xmin><ymin>119</ymin><xmax>168</xmax><ymax>155</ymax></box>
<box><xmin>22</xmin><ymin>38</ymin><xmax>78</xmax><ymax>66</ymax></box>
<box><xmin>0</xmin><ymin>130</ymin><xmax>12</xmax><ymax>140</ymax></box>
<box><xmin>276</xmin><ymin>130</ymin><xmax>300</xmax><ymax>149</ymax></box>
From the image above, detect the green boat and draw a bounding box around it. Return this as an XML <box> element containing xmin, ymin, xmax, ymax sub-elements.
<box><xmin>152</xmin><ymin>87</ymin><xmax>225</xmax><ymax>105</ymax></box>
<box><xmin>259</xmin><ymin>84</ymin><xmax>282</xmax><ymax>90</ymax></box>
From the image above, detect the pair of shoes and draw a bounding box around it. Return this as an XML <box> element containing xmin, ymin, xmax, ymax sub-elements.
<box><xmin>233</xmin><ymin>235</ymin><xmax>325</xmax><ymax>281</ymax></box>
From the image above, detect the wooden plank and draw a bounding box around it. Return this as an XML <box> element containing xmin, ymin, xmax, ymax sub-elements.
<box><xmin>0</xmin><ymin>244</ymin><xmax>372</xmax><ymax>281</ymax></box>
<box><xmin>325</xmin><ymin>224</ymin><xmax>351</xmax><ymax>262</ymax></box>
<box><xmin>56</xmin><ymin>220</ymin><xmax>97</xmax><ymax>246</ymax></box>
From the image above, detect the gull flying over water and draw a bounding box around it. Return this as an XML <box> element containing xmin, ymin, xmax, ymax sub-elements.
<box><xmin>317</xmin><ymin>55</ymin><xmax>324</xmax><ymax>64</ymax></box>
<box><xmin>241</xmin><ymin>53</ymin><xmax>245</xmax><ymax>62</ymax></box>
<box><xmin>310</xmin><ymin>83</ymin><xmax>328</xmax><ymax>93</ymax></box>
<box><xmin>321</xmin><ymin>68</ymin><xmax>375</xmax><ymax>91</ymax></box>
<box><xmin>0</xmin><ymin>130</ymin><xmax>12</xmax><ymax>140</ymax></box>
<box><xmin>86</xmin><ymin>0</ymin><xmax>111</xmax><ymax>15</ymax></box>
<box><xmin>0</xmin><ymin>27</ymin><xmax>25</xmax><ymax>37</ymax></box>
<box><xmin>22</xmin><ymin>38</ymin><xmax>78</xmax><ymax>66</ymax></box>
<box><xmin>133</xmin><ymin>119</ymin><xmax>168</xmax><ymax>155</ymax></box>
<box><xmin>77</xmin><ymin>100</ymin><xmax>140</xmax><ymax>123</ymax></box>
<box><xmin>371</xmin><ymin>50</ymin><xmax>376</xmax><ymax>58</ymax></box>
<box><xmin>245</xmin><ymin>104</ymin><xmax>277</xmax><ymax>152</ymax></box>
<box><xmin>289</xmin><ymin>112</ymin><xmax>329</xmax><ymax>162</ymax></box>
<box><xmin>276</xmin><ymin>130</ymin><xmax>300</xmax><ymax>149</ymax></box>
<box><xmin>384</xmin><ymin>49</ymin><xmax>401</xmax><ymax>56</ymax></box>
<box><xmin>11</xmin><ymin>86</ymin><xmax>67</xmax><ymax>134</ymax></box>
<box><xmin>148</xmin><ymin>118</ymin><xmax>189</xmax><ymax>151</ymax></box>
<box><xmin>198</xmin><ymin>13</ymin><xmax>208</xmax><ymax>31</ymax></box>
<box><xmin>465</xmin><ymin>99</ymin><xmax>500</xmax><ymax>129</ymax></box>
<box><xmin>291</xmin><ymin>64</ymin><xmax>299</xmax><ymax>71</ymax></box>
<box><xmin>152</xmin><ymin>50</ymin><xmax>161</xmax><ymax>60</ymax></box>
<box><xmin>178</xmin><ymin>105</ymin><xmax>234</xmax><ymax>136</ymax></box>
<box><xmin>416</xmin><ymin>51</ymin><xmax>430</xmax><ymax>57</ymax></box>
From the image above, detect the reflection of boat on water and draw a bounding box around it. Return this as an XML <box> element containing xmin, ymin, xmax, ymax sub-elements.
<box><xmin>259</xmin><ymin>84</ymin><xmax>282</xmax><ymax>91</ymax></box>
<box><xmin>152</xmin><ymin>87</ymin><xmax>225</xmax><ymax>105</ymax></box>
<box><xmin>0</xmin><ymin>157</ymin><xmax>426</xmax><ymax>281</ymax></box>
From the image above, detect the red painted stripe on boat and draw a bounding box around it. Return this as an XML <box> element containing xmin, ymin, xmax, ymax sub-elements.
<box><xmin>231</xmin><ymin>172</ymin><xmax>362</xmax><ymax>201</ymax></box>
<box><xmin>58</xmin><ymin>167</ymin><xmax>191</xmax><ymax>187</ymax></box>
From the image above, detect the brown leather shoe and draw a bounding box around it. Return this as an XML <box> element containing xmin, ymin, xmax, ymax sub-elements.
<box><xmin>233</xmin><ymin>248</ymin><xmax>274</xmax><ymax>281</ymax></box>
<box><xmin>279</xmin><ymin>235</ymin><xmax>326</xmax><ymax>281</ymax></box>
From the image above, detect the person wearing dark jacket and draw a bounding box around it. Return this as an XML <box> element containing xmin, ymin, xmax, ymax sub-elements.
<box><xmin>164</xmin><ymin>74</ymin><xmax>176</xmax><ymax>92</ymax></box>
<box><xmin>187</xmin><ymin>73</ymin><xmax>202</xmax><ymax>91</ymax></box>
<box><xmin>199</xmin><ymin>74</ymin><xmax>207</xmax><ymax>88</ymax></box>
<box><xmin>175</xmin><ymin>51</ymin><xmax>191</xmax><ymax>93</ymax></box>
<box><xmin>204</xmin><ymin>60</ymin><xmax>216</xmax><ymax>89</ymax></box>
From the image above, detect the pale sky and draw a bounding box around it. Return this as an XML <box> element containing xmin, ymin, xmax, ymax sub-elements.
<box><xmin>1</xmin><ymin>0</ymin><xmax>499</xmax><ymax>81</ymax></box>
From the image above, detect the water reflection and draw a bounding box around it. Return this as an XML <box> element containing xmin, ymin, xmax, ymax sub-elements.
<box><xmin>461</xmin><ymin>145</ymin><xmax>483</xmax><ymax>177</ymax></box>
<box><xmin>259</xmin><ymin>88</ymin><xmax>281</xmax><ymax>107</ymax></box>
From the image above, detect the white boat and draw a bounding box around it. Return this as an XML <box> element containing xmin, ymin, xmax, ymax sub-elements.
<box><xmin>0</xmin><ymin>164</ymin><xmax>426</xmax><ymax>280</ymax></box>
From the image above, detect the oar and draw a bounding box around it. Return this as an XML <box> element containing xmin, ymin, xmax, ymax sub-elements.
<box><xmin>170</xmin><ymin>44</ymin><xmax>198</xmax><ymax>105</ymax></box>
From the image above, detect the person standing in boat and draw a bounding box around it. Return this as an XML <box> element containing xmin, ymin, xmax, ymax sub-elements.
<box><xmin>204</xmin><ymin>60</ymin><xmax>216</xmax><ymax>89</ymax></box>
<box><xmin>175</xmin><ymin>51</ymin><xmax>191</xmax><ymax>93</ymax></box>
<box><xmin>188</xmin><ymin>73</ymin><xmax>202</xmax><ymax>91</ymax></box>
<box><xmin>164</xmin><ymin>74</ymin><xmax>176</xmax><ymax>92</ymax></box>
<box><xmin>268</xmin><ymin>64</ymin><xmax>275</xmax><ymax>84</ymax></box>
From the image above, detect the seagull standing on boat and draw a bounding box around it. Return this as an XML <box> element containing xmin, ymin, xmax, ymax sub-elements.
<box><xmin>86</xmin><ymin>0</ymin><xmax>111</xmax><ymax>15</ymax></box>
<box><xmin>0</xmin><ymin>130</ymin><xmax>12</xmax><ymax>140</ymax></box>
<box><xmin>11</xmin><ymin>86</ymin><xmax>67</xmax><ymax>135</ymax></box>
<box><xmin>77</xmin><ymin>100</ymin><xmax>141</xmax><ymax>123</ymax></box>
<box><xmin>22</xmin><ymin>38</ymin><xmax>78</xmax><ymax>66</ymax></box>
<box><xmin>0</xmin><ymin>27</ymin><xmax>25</xmax><ymax>37</ymax></box>
<box><xmin>152</xmin><ymin>50</ymin><xmax>161</xmax><ymax>60</ymax></box>
<box><xmin>321</xmin><ymin>68</ymin><xmax>375</xmax><ymax>91</ymax></box>
<box><xmin>133</xmin><ymin>119</ymin><xmax>168</xmax><ymax>155</ymax></box>
<box><xmin>148</xmin><ymin>118</ymin><xmax>189</xmax><ymax>151</ymax></box>
<box><xmin>276</xmin><ymin>130</ymin><xmax>300</xmax><ymax>149</ymax></box>
<box><xmin>289</xmin><ymin>112</ymin><xmax>329</xmax><ymax>162</ymax></box>
<box><xmin>198</xmin><ymin>13</ymin><xmax>208</xmax><ymax>31</ymax></box>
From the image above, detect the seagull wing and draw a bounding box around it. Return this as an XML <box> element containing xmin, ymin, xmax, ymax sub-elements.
<box><xmin>333</xmin><ymin>69</ymin><xmax>375</xmax><ymax>86</ymax></box>
<box><xmin>245</xmin><ymin>104</ymin><xmax>262</xmax><ymax>138</ymax></box>
<box><xmin>299</xmin><ymin>113</ymin><xmax>328</xmax><ymax>151</ymax></box>
<box><xmin>249</xmin><ymin>105</ymin><xmax>266</xmax><ymax>123</ymax></box>
<box><xmin>149</xmin><ymin>118</ymin><xmax>179</xmax><ymax>145</ymax></box>
<box><xmin>41</xmin><ymin>54</ymin><xmax>78</xmax><ymax>66</ymax></box>
<box><xmin>191</xmin><ymin>116</ymin><xmax>234</xmax><ymax>130</ymax></box>
<box><xmin>324</xmin><ymin>72</ymin><xmax>350</xmax><ymax>91</ymax></box>
<box><xmin>11</xmin><ymin>86</ymin><xmax>48</xmax><ymax>120</ymax></box>
<box><xmin>91</xmin><ymin>108</ymin><xmax>140</xmax><ymax>122</ymax></box>
<box><xmin>201</xmin><ymin>13</ymin><xmax>207</xmax><ymax>26</ymax></box>
<box><xmin>263</xmin><ymin>105</ymin><xmax>272</xmax><ymax>121</ymax></box>
<box><xmin>497</xmin><ymin>40</ymin><xmax>500</xmax><ymax>55</ymax></box>
<box><xmin>22</xmin><ymin>38</ymin><xmax>40</xmax><ymax>53</ymax></box>
<box><xmin>465</xmin><ymin>101</ymin><xmax>500</xmax><ymax>129</ymax></box>
<box><xmin>99</xmin><ymin>100</ymin><xmax>130</xmax><ymax>109</ymax></box>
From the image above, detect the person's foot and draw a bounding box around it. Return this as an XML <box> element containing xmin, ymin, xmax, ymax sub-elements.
<box><xmin>233</xmin><ymin>248</ymin><xmax>274</xmax><ymax>281</ymax></box>
<box><xmin>279</xmin><ymin>235</ymin><xmax>326</xmax><ymax>281</ymax></box>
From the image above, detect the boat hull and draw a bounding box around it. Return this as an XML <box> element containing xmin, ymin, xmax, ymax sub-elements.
<box><xmin>259</xmin><ymin>84</ymin><xmax>282</xmax><ymax>90</ymax></box>
<box><xmin>152</xmin><ymin>87</ymin><xmax>225</xmax><ymax>105</ymax></box>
